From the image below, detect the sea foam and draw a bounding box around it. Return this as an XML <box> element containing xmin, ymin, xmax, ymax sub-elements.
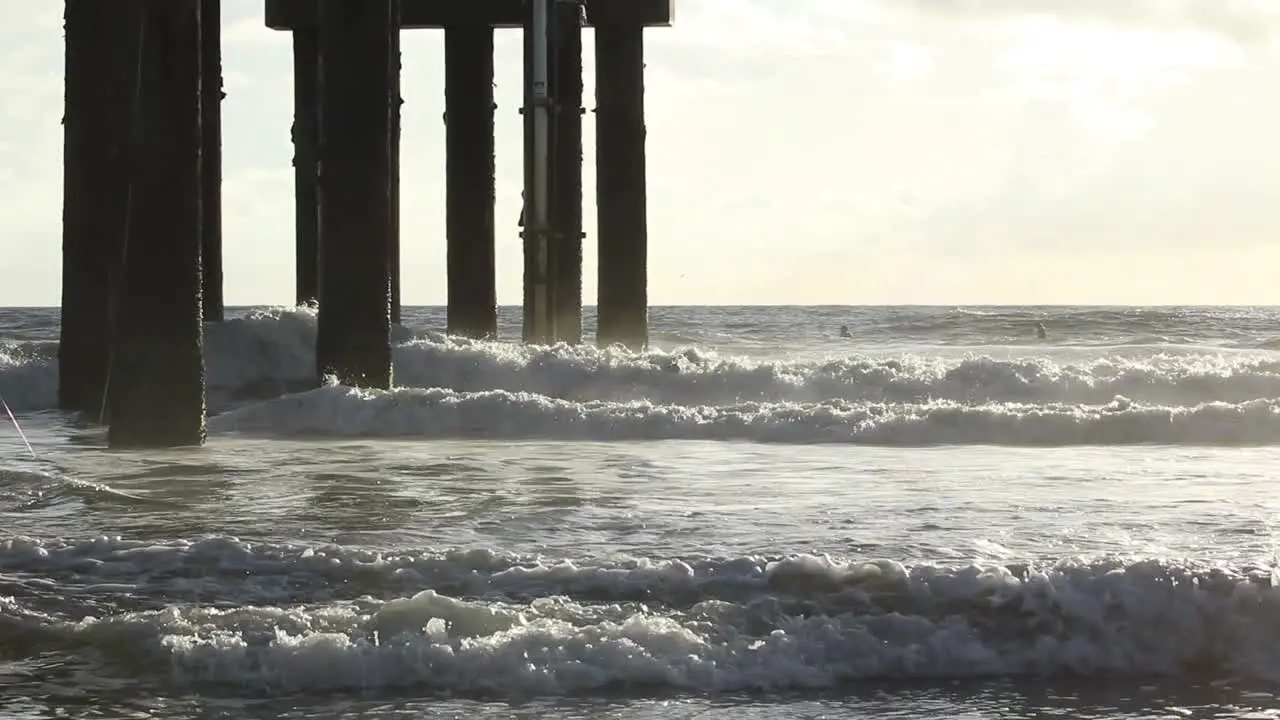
<box><xmin>3</xmin><ymin>305</ymin><xmax>1280</xmax><ymax>445</ymax></box>
<box><xmin>3</xmin><ymin>535</ymin><xmax>1280</xmax><ymax>696</ymax></box>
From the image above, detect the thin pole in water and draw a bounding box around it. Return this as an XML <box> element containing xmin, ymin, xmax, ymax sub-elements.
<box><xmin>0</xmin><ymin>390</ymin><xmax>37</xmax><ymax>460</ymax></box>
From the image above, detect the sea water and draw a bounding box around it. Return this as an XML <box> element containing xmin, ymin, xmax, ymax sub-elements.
<box><xmin>2</xmin><ymin>304</ymin><xmax>1280</xmax><ymax>719</ymax></box>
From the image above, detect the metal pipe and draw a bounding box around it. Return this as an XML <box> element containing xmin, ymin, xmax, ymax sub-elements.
<box><xmin>529</xmin><ymin>0</ymin><xmax>551</xmax><ymax>339</ymax></box>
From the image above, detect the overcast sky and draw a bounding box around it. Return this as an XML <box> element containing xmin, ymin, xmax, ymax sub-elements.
<box><xmin>1</xmin><ymin>0</ymin><xmax>1278</xmax><ymax>306</ymax></box>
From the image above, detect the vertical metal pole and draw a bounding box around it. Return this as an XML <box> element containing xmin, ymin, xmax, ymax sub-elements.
<box><xmin>524</xmin><ymin>0</ymin><xmax>554</xmax><ymax>343</ymax></box>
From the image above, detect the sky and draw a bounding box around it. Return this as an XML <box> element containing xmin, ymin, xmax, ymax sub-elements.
<box><xmin>1</xmin><ymin>0</ymin><xmax>1279</xmax><ymax>306</ymax></box>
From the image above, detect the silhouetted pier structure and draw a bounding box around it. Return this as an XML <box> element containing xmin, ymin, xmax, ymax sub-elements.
<box><xmin>56</xmin><ymin>0</ymin><xmax>670</xmax><ymax>448</ymax></box>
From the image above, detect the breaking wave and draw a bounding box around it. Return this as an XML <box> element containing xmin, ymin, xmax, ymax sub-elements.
<box><xmin>3</xmin><ymin>305</ymin><xmax>1280</xmax><ymax>446</ymax></box>
<box><xmin>3</xmin><ymin>535</ymin><xmax>1280</xmax><ymax>696</ymax></box>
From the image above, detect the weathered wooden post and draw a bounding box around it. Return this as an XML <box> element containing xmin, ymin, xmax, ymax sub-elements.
<box><xmin>444</xmin><ymin>26</ymin><xmax>497</xmax><ymax>338</ymax></box>
<box><xmin>594</xmin><ymin>21</ymin><xmax>649</xmax><ymax>349</ymax></box>
<box><xmin>551</xmin><ymin>1</ymin><xmax>584</xmax><ymax>343</ymax></box>
<box><xmin>389</xmin><ymin>25</ymin><xmax>402</xmax><ymax>325</ymax></box>
<box><xmin>314</xmin><ymin>0</ymin><xmax>397</xmax><ymax>387</ymax></box>
<box><xmin>291</xmin><ymin>27</ymin><xmax>320</xmax><ymax>307</ymax></box>
<box><xmin>107</xmin><ymin>0</ymin><xmax>208</xmax><ymax>448</ymax></box>
<box><xmin>201</xmin><ymin>0</ymin><xmax>224</xmax><ymax>322</ymax></box>
<box><xmin>59</xmin><ymin>0</ymin><xmax>137</xmax><ymax>419</ymax></box>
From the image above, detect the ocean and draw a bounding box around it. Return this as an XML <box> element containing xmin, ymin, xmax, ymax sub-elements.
<box><xmin>3</xmin><ymin>304</ymin><xmax>1280</xmax><ymax>719</ymax></box>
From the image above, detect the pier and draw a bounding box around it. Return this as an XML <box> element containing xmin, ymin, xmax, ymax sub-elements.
<box><xmin>56</xmin><ymin>0</ymin><xmax>671</xmax><ymax>448</ymax></box>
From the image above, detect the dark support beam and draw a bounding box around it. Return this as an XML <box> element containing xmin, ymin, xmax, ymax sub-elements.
<box><xmin>389</xmin><ymin>28</ymin><xmax>402</xmax><ymax>324</ymax></box>
<box><xmin>107</xmin><ymin>0</ymin><xmax>207</xmax><ymax>448</ymax></box>
<box><xmin>202</xmin><ymin>0</ymin><xmax>224</xmax><ymax>321</ymax></box>
<box><xmin>594</xmin><ymin>24</ymin><xmax>648</xmax><ymax>349</ymax></box>
<box><xmin>315</xmin><ymin>0</ymin><xmax>395</xmax><ymax>387</ymax></box>
<box><xmin>444</xmin><ymin>26</ymin><xmax>497</xmax><ymax>339</ymax></box>
<box><xmin>59</xmin><ymin>0</ymin><xmax>137</xmax><ymax>418</ymax></box>
<box><xmin>551</xmin><ymin>6</ymin><xmax>584</xmax><ymax>343</ymax></box>
<box><xmin>291</xmin><ymin>28</ymin><xmax>319</xmax><ymax>306</ymax></box>
<box><xmin>267</xmin><ymin>0</ymin><xmax>673</xmax><ymax>30</ymax></box>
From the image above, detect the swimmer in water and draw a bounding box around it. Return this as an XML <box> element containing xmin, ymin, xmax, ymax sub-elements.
<box><xmin>839</xmin><ymin>324</ymin><xmax>852</xmax><ymax>338</ymax></box>
<box><xmin>1035</xmin><ymin>322</ymin><xmax>1047</xmax><ymax>339</ymax></box>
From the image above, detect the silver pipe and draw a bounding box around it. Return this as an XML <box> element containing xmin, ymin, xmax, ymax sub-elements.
<box><xmin>530</xmin><ymin>0</ymin><xmax>551</xmax><ymax>339</ymax></box>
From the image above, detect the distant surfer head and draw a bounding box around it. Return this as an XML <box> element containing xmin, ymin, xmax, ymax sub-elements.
<box><xmin>1035</xmin><ymin>322</ymin><xmax>1047</xmax><ymax>339</ymax></box>
<box><xmin>839</xmin><ymin>324</ymin><xmax>852</xmax><ymax>338</ymax></box>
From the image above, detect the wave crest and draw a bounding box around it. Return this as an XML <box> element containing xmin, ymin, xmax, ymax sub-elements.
<box><xmin>3</xmin><ymin>307</ymin><xmax>1280</xmax><ymax>445</ymax></box>
<box><xmin>4</xmin><ymin>536</ymin><xmax>1280</xmax><ymax>695</ymax></box>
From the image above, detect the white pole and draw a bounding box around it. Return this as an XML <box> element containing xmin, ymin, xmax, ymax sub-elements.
<box><xmin>530</xmin><ymin>0</ymin><xmax>552</xmax><ymax>341</ymax></box>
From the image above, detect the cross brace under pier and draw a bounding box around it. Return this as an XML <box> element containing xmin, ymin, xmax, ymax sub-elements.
<box><xmin>265</xmin><ymin>0</ymin><xmax>673</xmax><ymax>29</ymax></box>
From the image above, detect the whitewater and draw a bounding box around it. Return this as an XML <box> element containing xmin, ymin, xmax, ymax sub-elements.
<box><xmin>3</xmin><ymin>304</ymin><xmax>1280</xmax><ymax>718</ymax></box>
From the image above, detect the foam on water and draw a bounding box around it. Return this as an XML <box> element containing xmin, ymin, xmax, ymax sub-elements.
<box><xmin>3</xmin><ymin>535</ymin><xmax>1280</xmax><ymax>696</ymax></box>
<box><xmin>206</xmin><ymin>384</ymin><xmax>1280</xmax><ymax>445</ymax></box>
<box><xmin>2</xmin><ymin>305</ymin><xmax>1280</xmax><ymax>446</ymax></box>
<box><xmin>5</xmin><ymin>305</ymin><xmax>1280</xmax><ymax>714</ymax></box>
<box><xmin>0</xmin><ymin>339</ymin><xmax>57</xmax><ymax>412</ymax></box>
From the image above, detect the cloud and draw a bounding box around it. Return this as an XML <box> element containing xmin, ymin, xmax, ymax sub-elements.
<box><xmin>885</xmin><ymin>0</ymin><xmax>1280</xmax><ymax>44</ymax></box>
<box><xmin>0</xmin><ymin>0</ymin><xmax>1277</xmax><ymax>305</ymax></box>
<box><xmin>223</xmin><ymin>15</ymin><xmax>282</xmax><ymax>48</ymax></box>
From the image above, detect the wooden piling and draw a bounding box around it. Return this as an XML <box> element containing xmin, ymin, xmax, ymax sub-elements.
<box><xmin>59</xmin><ymin>0</ymin><xmax>138</xmax><ymax>418</ymax></box>
<box><xmin>107</xmin><ymin>0</ymin><xmax>207</xmax><ymax>448</ymax></box>
<box><xmin>594</xmin><ymin>23</ymin><xmax>648</xmax><ymax>349</ymax></box>
<box><xmin>201</xmin><ymin>0</ymin><xmax>224</xmax><ymax>321</ymax></box>
<box><xmin>263</xmin><ymin>0</ymin><xmax>668</xmax><ymax>351</ymax></box>
<box><xmin>444</xmin><ymin>26</ymin><xmax>497</xmax><ymax>339</ymax></box>
<box><xmin>291</xmin><ymin>28</ymin><xmax>320</xmax><ymax>307</ymax></box>
<box><xmin>314</xmin><ymin>0</ymin><xmax>396</xmax><ymax>388</ymax></box>
<box><xmin>389</xmin><ymin>27</ymin><xmax>402</xmax><ymax>325</ymax></box>
<box><xmin>551</xmin><ymin>6</ymin><xmax>584</xmax><ymax>343</ymax></box>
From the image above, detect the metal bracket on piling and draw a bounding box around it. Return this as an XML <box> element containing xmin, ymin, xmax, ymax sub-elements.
<box><xmin>561</xmin><ymin>0</ymin><xmax>587</xmax><ymax>26</ymax></box>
